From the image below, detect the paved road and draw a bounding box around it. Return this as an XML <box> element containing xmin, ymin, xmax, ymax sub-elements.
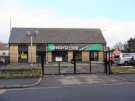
<box><xmin>0</xmin><ymin>83</ymin><xmax>135</xmax><ymax>101</ymax></box>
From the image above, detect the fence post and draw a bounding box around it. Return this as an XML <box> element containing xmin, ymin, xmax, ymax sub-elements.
<box><xmin>73</xmin><ymin>51</ymin><xmax>76</xmax><ymax>74</ymax></box>
<box><xmin>108</xmin><ymin>48</ymin><xmax>112</xmax><ymax>75</ymax></box>
<box><xmin>105</xmin><ymin>51</ymin><xmax>108</xmax><ymax>74</ymax></box>
<box><xmin>89</xmin><ymin>51</ymin><xmax>92</xmax><ymax>73</ymax></box>
<box><xmin>41</xmin><ymin>52</ymin><xmax>45</xmax><ymax>77</ymax></box>
<box><xmin>58</xmin><ymin>61</ymin><xmax>61</xmax><ymax>74</ymax></box>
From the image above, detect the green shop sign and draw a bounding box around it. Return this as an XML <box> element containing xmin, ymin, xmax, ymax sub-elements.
<box><xmin>88</xmin><ymin>44</ymin><xmax>103</xmax><ymax>51</ymax></box>
<box><xmin>48</xmin><ymin>43</ymin><xmax>103</xmax><ymax>52</ymax></box>
<box><xmin>80</xmin><ymin>44</ymin><xmax>104</xmax><ymax>51</ymax></box>
<box><xmin>48</xmin><ymin>43</ymin><xmax>79</xmax><ymax>51</ymax></box>
<box><xmin>48</xmin><ymin>43</ymin><xmax>55</xmax><ymax>52</ymax></box>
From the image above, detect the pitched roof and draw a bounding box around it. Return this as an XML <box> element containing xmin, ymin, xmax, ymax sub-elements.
<box><xmin>0</xmin><ymin>43</ymin><xmax>8</xmax><ymax>50</ymax></box>
<box><xmin>9</xmin><ymin>28</ymin><xmax>106</xmax><ymax>44</ymax></box>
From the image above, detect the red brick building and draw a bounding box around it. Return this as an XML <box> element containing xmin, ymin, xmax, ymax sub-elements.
<box><xmin>9</xmin><ymin>28</ymin><xmax>106</xmax><ymax>64</ymax></box>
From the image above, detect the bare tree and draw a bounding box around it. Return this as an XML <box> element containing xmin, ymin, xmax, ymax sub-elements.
<box><xmin>113</xmin><ymin>41</ymin><xmax>124</xmax><ymax>50</ymax></box>
<box><xmin>123</xmin><ymin>42</ymin><xmax>129</xmax><ymax>52</ymax></box>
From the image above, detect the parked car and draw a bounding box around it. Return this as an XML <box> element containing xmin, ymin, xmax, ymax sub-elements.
<box><xmin>0</xmin><ymin>57</ymin><xmax>5</xmax><ymax>64</ymax></box>
<box><xmin>129</xmin><ymin>56</ymin><xmax>135</xmax><ymax>65</ymax></box>
<box><xmin>0</xmin><ymin>56</ymin><xmax>9</xmax><ymax>65</ymax></box>
<box><xmin>116</xmin><ymin>53</ymin><xmax>135</xmax><ymax>65</ymax></box>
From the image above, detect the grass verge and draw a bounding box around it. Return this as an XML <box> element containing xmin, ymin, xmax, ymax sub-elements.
<box><xmin>112</xmin><ymin>66</ymin><xmax>135</xmax><ymax>74</ymax></box>
<box><xmin>0</xmin><ymin>68</ymin><xmax>42</xmax><ymax>79</ymax></box>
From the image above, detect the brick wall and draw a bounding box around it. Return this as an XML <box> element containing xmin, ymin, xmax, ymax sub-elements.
<box><xmin>10</xmin><ymin>45</ymin><xmax>18</xmax><ymax>63</ymax></box>
<box><xmin>68</xmin><ymin>52</ymin><xmax>73</xmax><ymax>62</ymax></box>
<box><xmin>82</xmin><ymin>52</ymin><xmax>89</xmax><ymax>62</ymax></box>
<box><xmin>98</xmin><ymin>52</ymin><xmax>104</xmax><ymax>61</ymax></box>
<box><xmin>28</xmin><ymin>46</ymin><xmax>36</xmax><ymax>63</ymax></box>
<box><xmin>47</xmin><ymin>52</ymin><xmax>52</xmax><ymax>63</ymax></box>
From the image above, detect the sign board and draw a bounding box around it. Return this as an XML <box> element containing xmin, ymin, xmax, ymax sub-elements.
<box><xmin>48</xmin><ymin>44</ymin><xmax>55</xmax><ymax>52</ymax></box>
<box><xmin>55</xmin><ymin>46</ymin><xmax>79</xmax><ymax>50</ymax></box>
<box><xmin>55</xmin><ymin>57</ymin><xmax>62</xmax><ymax>62</ymax></box>
<box><xmin>48</xmin><ymin>43</ymin><xmax>79</xmax><ymax>51</ymax></box>
<box><xmin>21</xmin><ymin>53</ymin><xmax>27</xmax><ymax>60</ymax></box>
<box><xmin>48</xmin><ymin>43</ymin><xmax>104</xmax><ymax>52</ymax></box>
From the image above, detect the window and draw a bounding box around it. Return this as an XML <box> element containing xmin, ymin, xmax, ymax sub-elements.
<box><xmin>18</xmin><ymin>44</ymin><xmax>28</xmax><ymax>63</ymax></box>
<box><xmin>2</xmin><ymin>52</ymin><xmax>5</xmax><ymax>56</ymax></box>
<box><xmin>74</xmin><ymin>51</ymin><xmax>82</xmax><ymax>62</ymax></box>
<box><xmin>89</xmin><ymin>52</ymin><xmax>99</xmax><ymax>61</ymax></box>
<box><xmin>36</xmin><ymin>44</ymin><xmax>46</xmax><ymax>63</ymax></box>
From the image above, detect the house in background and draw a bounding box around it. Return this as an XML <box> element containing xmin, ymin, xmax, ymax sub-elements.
<box><xmin>9</xmin><ymin>28</ymin><xmax>106</xmax><ymax>64</ymax></box>
<box><xmin>128</xmin><ymin>38</ymin><xmax>135</xmax><ymax>52</ymax></box>
<box><xmin>0</xmin><ymin>43</ymin><xmax>9</xmax><ymax>64</ymax></box>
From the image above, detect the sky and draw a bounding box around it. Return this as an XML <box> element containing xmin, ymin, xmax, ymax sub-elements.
<box><xmin>0</xmin><ymin>0</ymin><xmax>135</xmax><ymax>47</ymax></box>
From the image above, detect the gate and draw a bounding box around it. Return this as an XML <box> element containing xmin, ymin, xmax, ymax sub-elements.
<box><xmin>75</xmin><ymin>51</ymin><xmax>106</xmax><ymax>74</ymax></box>
<box><xmin>43</xmin><ymin>50</ymin><xmax>78</xmax><ymax>75</ymax></box>
<box><xmin>42</xmin><ymin>48</ymin><xmax>112</xmax><ymax>75</ymax></box>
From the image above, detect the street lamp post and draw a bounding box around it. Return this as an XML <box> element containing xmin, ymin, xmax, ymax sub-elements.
<box><xmin>30</xmin><ymin>35</ymin><xmax>33</xmax><ymax>66</ymax></box>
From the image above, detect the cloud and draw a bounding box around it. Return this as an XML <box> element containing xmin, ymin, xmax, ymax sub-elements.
<box><xmin>0</xmin><ymin>0</ymin><xmax>135</xmax><ymax>48</ymax></box>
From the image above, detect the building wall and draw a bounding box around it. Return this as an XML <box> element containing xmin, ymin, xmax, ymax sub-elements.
<box><xmin>68</xmin><ymin>51</ymin><xmax>73</xmax><ymax>62</ymax></box>
<box><xmin>0</xmin><ymin>50</ymin><xmax>9</xmax><ymax>57</ymax></box>
<box><xmin>28</xmin><ymin>46</ymin><xmax>36</xmax><ymax>63</ymax></box>
<box><xmin>98</xmin><ymin>52</ymin><xmax>104</xmax><ymax>61</ymax></box>
<box><xmin>9</xmin><ymin>44</ymin><xmax>105</xmax><ymax>64</ymax></box>
<box><xmin>128</xmin><ymin>38</ymin><xmax>135</xmax><ymax>52</ymax></box>
<box><xmin>82</xmin><ymin>52</ymin><xmax>89</xmax><ymax>62</ymax></box>
<box><xmin>47</xmin><ymin>52</ymin><xmax>52</xmax><ymax>63</ymax></box>
<box><xmin>10</xmin><ymin>45</ymin><xmax>18</xmax><ymax>63</ymax></box>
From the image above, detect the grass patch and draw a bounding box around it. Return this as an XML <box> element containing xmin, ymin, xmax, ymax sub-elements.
<box><xmin>0</xmin><ymin>68</ymin><xmax>42</xmax><ymax>79</ymax></box>
<box><xmin>112</xmin><ymin>66</ymin><xmax>135</xmax><ymax>74</ymax></box>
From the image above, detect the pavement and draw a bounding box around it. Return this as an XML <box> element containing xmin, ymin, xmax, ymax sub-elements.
<box><xmin>0</xmin><ymin>78</ymin><xmax>42</xmax><ymax>89</ymax></box>
<box><xmin>0</xmin><ymin>73</ymin><xmax>135</xmax><ymax>89</ymax></box>
<box><xmin>39</xmin><ymin>74</ymin><xmax>120</xmax><ymax>87</ymax></box>
<box><xmin>112</xmin><ymin>74</ymin><xmax>135</xmax><ymax>82</ymax></box>
<box><xmin>0</xmin><ymin>62</ymin><xmax>135</xmax><ymax>89</ymax></box>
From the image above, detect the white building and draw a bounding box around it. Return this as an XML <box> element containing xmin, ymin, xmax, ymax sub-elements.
<box><xmin>0</xmin><ymin>43</ymin><xmax>9</xmax><ymax>64</ymax></box>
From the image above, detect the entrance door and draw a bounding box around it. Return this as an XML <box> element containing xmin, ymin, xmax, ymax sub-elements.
<box><xmin>36</xmin><ymin>51</ymin><xmax>46</xmax><ymax>64</ymax></box>
<box><xmin>75</xmin><ymin>51</ymin><xmax>82</xmax><ymax>62</ymax></box>
<box><xmin>36</xmin><ymin>44</ymin><xmax>46</xmax><ymax>64</ymax></box>
<box><xmin>89</xmin><ymin>51</ymin><xmax>99</xmax><ymax>61</ymax></box>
